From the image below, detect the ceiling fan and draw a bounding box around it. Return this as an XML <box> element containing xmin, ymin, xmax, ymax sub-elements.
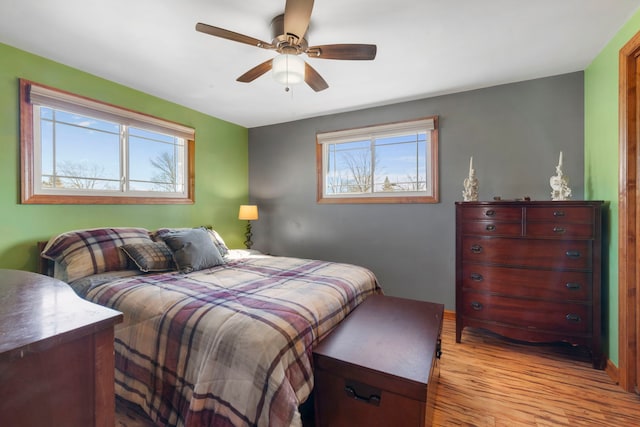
<box><xmin>195</xmin><ymin>0</ymin><xmax>377</xmax><ymax>92</ymax></box>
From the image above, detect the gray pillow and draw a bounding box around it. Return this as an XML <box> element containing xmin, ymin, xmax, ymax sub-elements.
<box><xmin>161</xmin><ymin>228</ymin><xmax>225</xmax><ymax>273</ymax></box>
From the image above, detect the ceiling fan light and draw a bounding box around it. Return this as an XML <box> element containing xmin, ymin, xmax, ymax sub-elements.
<box><xmin>272</xmin><ymin>54</ymin><xmax>305</xmax><ymax>86</ymax></box>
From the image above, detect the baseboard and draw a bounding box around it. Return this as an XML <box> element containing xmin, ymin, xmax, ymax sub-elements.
<box><xmin>444</xmin><ymin>309</ymin><xmax>455</xmax><ymax>321</ymax></box>
<box><xmin>605</xmin><ymin>358</ymin><xmax>619</xmax><ymax>384</ymax></box>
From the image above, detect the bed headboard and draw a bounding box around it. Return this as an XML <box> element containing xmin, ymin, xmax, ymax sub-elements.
<box><xmin>37</xmin><ymin>241</ymin><xmax>54</xmax><ymax>277</ymax></box>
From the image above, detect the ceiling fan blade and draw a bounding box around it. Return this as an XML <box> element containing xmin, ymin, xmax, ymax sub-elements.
<box><xmin>307</xmin><ymin>44</ymin><xmax>377</xmax><ymax>60</ymax></box>
<box><xmin>196</xmin><ymin>22</ymin><xmax>274</xmax><ymax>49</ymax></box>
<box><xmin>236</xmin><ymin>59</ymin><xmax>274</xmax><ymax>83</ymax></box>
<box><xmin>304</xmin><ymin>62</ymin><xmax>328</xmax><ymax>92</ymax></box>
<box><xmin>284</xmin><ymin>0</ymin><xmax>314</xmax><ymax>42</ymax></box>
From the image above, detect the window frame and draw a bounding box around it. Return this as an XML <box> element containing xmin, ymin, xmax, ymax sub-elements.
<box><xmin>316</xmin><ymin>116</ymin><xmax>439</xmax><ymax>204</ymax></box>
<box><xmin>19</xmin><ymin>79</ymin><xmax>195</xmax><ymax>205</ymax></box>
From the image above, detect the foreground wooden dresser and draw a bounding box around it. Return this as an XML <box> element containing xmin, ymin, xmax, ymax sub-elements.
<box><xmin>313</xmin><ymin>295</ymin><xmax>444</xmax><ymax>426</ymax></box>
<box><xmin>0</xmin><ymin>269</ymin><xmax>123</xmax><ymax>426</ymax></box>
<box><xmin>455</xmin><ymin>200</ymin><xmax>604</xmax><ymax>368</ymax></box>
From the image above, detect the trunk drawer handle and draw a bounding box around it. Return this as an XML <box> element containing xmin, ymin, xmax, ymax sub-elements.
<box><xmin>565</xmin><ymin>282</ymin><xmax>582</xmax><ymax>290</ymax></box>
<box><xmin>553</xmin><ymin>226</ymin><xmax>566</xmax><ymax>233</ymax></box>
<box><xmin>344</xmin><ymin>386</ymin><xmax>381</xmax><ymax>406</ymax></box>
<box><xmin>470</xmin><ymin>273</ymin><xmax>484</xmax><ymax>281</ymax></box>
<box><xmin>486</xmin><ymin>224</ymin><xmax>496</xmax><ymax>231</ymax></box>
<box><xmin>485</xmin><ymin>210</ymin><xmax>496</xmax><ymax>217</ymax></box>
<box><xmin>553</xmin><ymin>210</ymin><xmax>565</xmax><ymax>217</ymax></box>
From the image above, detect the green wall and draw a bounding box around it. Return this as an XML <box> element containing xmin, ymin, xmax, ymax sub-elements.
<box><xmin>585</xmin><ymin>9</ymin><xmax>640</xmax><ymax>366</ymax></box>
<box><xmin>0</xmin><ymin>43</ymin><xmax>249</xmax><ymax>272</ymax></box>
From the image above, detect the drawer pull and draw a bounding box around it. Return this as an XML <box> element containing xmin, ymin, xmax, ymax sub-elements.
<box><xmin>486</xmin><ymin>224</ymin><xmax>496</xmax><ymax>231</ymax></box>
<box><xmin>485</xmin><ymin>210</ymin><xmax>496</xmax><ymax>217</ymax></box>
<box><xmin>565</xmin><ymin>282</ymin><xmax>582</xmax><ymax>290</ymax></box>
<box><xmin>470</xmin><ymin>273</ymin><xmax>484</xmax><ymax>282</ymax></box>
<box><xmin>565</xmin><ymin>313</ymin><xmax>581</xmax><ymax>323</ymax></box>
<box><xmin>553</xmin><ymin>226</ymin><xmax>566</xmax><ymax>234</ymax></box>
<box><xmin>471</xmin><ymin>301</ymin><xmax>483</xmax><ymax>311</ymax></box>
<box><xmin>436</xmin><ymin>338</ymin><xmax>442</xmax><ymax>359</ymax></box>
<box><xmin>565</xmin><ymin>250</ymin><xmax>581</xmax><ymax>259</ymax></box>
<box><xmin>344</xmin><ymin>386</ymin><xmax>381</xmax><ymax>406</ymax></box>
<box><xmin>553</xmin><ymin>210</ymin><xmax>565</xmax><ymax>217</ymax></box>
<box><xmin>470</xmin><ymin>245</ymin><xmax>483</xmax><ymax>254</ymax></box>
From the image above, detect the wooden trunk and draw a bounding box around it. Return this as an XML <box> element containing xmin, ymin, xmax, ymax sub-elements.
<box><xmin>313</xmin><ymin>295</ymin><xmax>444</xmax><ymax>427</ymax></box>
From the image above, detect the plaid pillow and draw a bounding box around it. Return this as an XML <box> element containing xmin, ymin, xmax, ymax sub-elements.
<box><xmin>41</xmin><ymin>227</ymin><xmax>152</xmax><ymax>282</ymax></box>
<box><xmin>120</xmin><ymin>241</ymin><xmax>175</xmax><ymax>272</ymax></box>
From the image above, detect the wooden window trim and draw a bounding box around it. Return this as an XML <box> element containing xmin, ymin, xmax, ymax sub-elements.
<box><xmin>316</xmin><ymin>116</ymin><xmax>439</xmax><ymax>204</ymax></box>
<box><xmin>19</xmin><ymin>79</ymin><xmax>195</xmax><ymax>205</ymax></box>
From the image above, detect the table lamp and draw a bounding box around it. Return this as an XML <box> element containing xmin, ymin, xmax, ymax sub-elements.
<box><xmin>238</xmin><ymin>205</ymin><xmax>258</xmax><ymax>249</ymax></box>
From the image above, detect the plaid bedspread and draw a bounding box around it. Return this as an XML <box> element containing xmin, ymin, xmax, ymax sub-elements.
<box><xmin>85</xmin><ymin>256</ymin><xmax>381</xmax><ymax>427</ymax></box>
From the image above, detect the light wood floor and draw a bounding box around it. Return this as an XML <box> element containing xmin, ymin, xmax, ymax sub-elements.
<box><xmin>116</xmin><ymin>316</ymin><xmax>640</xmax><ymax>426</ymax></box>
<box><xmin>434</xmin><ymin>316</ymin><xmax>639</xmax><ymax>426</ymax></box>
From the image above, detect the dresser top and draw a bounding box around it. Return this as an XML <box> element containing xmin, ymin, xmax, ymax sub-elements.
<box><xmin>0</xmin><ymin>269</ymin><xmax>122</xmax><ymax>358</ymax></box>
<box><xmin>456</xmin><ymin>200</ymin><xmax>604</xmax><ymax>206</ymax></box>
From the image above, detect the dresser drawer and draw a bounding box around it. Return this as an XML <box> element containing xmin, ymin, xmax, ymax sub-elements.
<box><xmin>462</xmin><ymin>292</ymin><xmax>592</xmax><ymax>334</ymax></box>
<box><xmin>460</xmin><ymin>206</ymin><xmax>522</xmax><ymax>222</ymax></box>
<box><xmin>525</xmin><ymin>222</ymin><xmax>594</xmax><ymax>239</ymax></box>
<box><xmin>461</xmin><ymin>237</ymin><xmax>592</xmax><ymax>270</ymax></box>
<box><xmin>526</xmin><ymin>207</ymin><xmax>594</xmax><ymax>223</ymax></box>
<box><xmin>461</xmin><ymin>221</ymin><xmax>522</xmax><ymax>237</ymax></box>
<box><xmin>461</xmin><ymin>264</ymin><xmax>592</xmax><ymax>301</ymax></box>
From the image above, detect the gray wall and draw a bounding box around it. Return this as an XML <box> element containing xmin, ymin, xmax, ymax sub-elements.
<box><xmin>248</xmin><ymin>72</ymin><xmax>584</xmax><ymax>309</ymax></box>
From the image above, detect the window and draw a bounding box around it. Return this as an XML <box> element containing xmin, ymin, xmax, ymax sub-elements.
<box><xmin>20</xmin><ymin>79</ymin><xmax>195</xmax><ymax>204</ymax></box>
<box><xmin>316</xmin><ymin>116</ymin><xmax>439</xmax><ymax>204</ymax></box>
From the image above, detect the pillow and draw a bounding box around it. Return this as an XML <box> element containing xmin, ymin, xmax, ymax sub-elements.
<box><xmin>207</xmin><ymin>228</ymin><xmax>229</xmax><ymax>257</ymax></box>
<box><xmin>160</xmin><ymin>228</ymin><xmax>225</xmax><ymax>273</ymax></box>
<box><xmin>153</xmin><ymin>226</ymin><xmax>229</xmax><ymax>257</ymax></box>
<box><xmin>120</xmin><ymin>241</ymin><xmax>174</xmax><ymax>272</ymax></box>
<box><xmin>41</xmin><ymin>227</ymin><xmax>152</xmax><ymax>283</ymax></box>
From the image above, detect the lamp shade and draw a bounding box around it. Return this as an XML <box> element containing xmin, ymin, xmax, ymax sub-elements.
<box><xmin>272</xmin><ymin>54</ymin><xmax>305</xmax><ymax>85</ymax></box>
<box><xmin>238</xmin><ymin>205</ymin><xmax>259</xmax><ymax>221</ymax></box>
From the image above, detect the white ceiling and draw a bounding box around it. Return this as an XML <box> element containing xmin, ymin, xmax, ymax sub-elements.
<box><xmin>1</xmin><ymin>0</ymin><xmax>639</xmax><ymax>128</ymax></box>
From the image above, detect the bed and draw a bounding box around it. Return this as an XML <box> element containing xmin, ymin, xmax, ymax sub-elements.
<box><xmin>39</xmin><ymin>227</ymin><xmax>381</xmax><ymax>427</ymax></box>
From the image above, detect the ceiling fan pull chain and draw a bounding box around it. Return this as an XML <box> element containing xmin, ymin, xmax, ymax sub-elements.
<box><xmin>285</xmin><ymin>54</ymin><xmax>290</xmax><ymax>92</ymax></box>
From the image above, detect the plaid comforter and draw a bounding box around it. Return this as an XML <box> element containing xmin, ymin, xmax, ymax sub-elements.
<box><xmin>84</xmin><ymin>255</ymin><xmax>381</xmax><ymax>427</ymax></box>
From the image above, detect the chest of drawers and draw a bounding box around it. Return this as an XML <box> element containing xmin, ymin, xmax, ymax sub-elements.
<box><xmin>455</xmin><ymin>201</ymin><xmax>604</xmax><ymax>368</ymax></box>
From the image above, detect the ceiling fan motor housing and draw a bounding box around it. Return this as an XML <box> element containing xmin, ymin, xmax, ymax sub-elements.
<box><xmin>270</xmin><ymin>14</ymin><xmax>308</xmax><ymax>54</ymax></box>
